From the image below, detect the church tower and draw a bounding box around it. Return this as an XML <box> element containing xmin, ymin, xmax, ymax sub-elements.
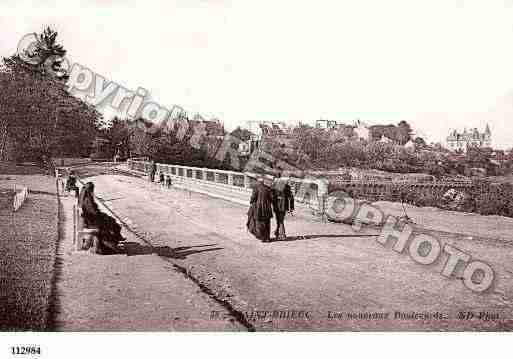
<box><xmin>484</xmin><ymin>123</ymin><xmax>492</xmax><ymax>147</ymax></box>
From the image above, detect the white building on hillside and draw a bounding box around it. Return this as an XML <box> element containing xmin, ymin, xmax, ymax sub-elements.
<box><xmin>379</xmin><ymin>135</ymin><xmax>393</xmax><ymax>144</ymax></box>
<box><xmin>404</xmin><ymin>139</ymin><xmax>416</xmax><ymax>151</ymax></box>
<box><xmin>316</xmin><ymin>118</ymin><xmax>337</xmax><ymax>129</ymax></box>
<box><xmin>353</xmin><ymin>119</ymin><xmax>370</xmax><ymax>141</ymax></box>
<box><xmin>446</xmin><ymin>124</ymin><xmax>492</xmax><ymax>152</ymax></box>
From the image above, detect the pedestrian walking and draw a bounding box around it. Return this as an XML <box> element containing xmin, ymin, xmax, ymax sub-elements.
<box><xmin>66</xmin><ymin>170</ymin><xmax>80</xmax><ymax>198</ymax></box>
<box><xmin>272</xmin><ymin>173</ymin><xmax>294</xmax><ymax>240</ymax></box>
<box><xmin>247</xmin><ymin>175</ymin><xmax>274</xmax><ymax>243</ymax></box>
<box><xmin>56</xmin><ymin>168</ymin><xmax>65</xmax><ymax>194</ymax></box>
<box><xmin>165</xmin><ymin>175</ymin><xmax>172</xmax><ymax>188</ymax></box>
<box><xmin>149</xmin><ymin>160</ymin><xmax>157</xmax><ymax>182</ymax></box>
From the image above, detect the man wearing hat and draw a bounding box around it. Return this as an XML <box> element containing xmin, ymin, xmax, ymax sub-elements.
<box><xmin>272</xmin><ymin>173</ymin><xmax>294</xmax><ymax>240</ymax></box>
<box><xmin>149</xmin><ymin>160</ymin><xmax>157</xmax><ymax>182</ymax></box>
<box><xmin>247</xmin><ymin>174</ymin><xmax>275</xmax><ymax>242</ymax></box>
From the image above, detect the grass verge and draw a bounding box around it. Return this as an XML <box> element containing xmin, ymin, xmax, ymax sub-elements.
<box><xmin>0</xmin><ymin>165</ymin><xmax>59</xmax><ymax>330</ymax></box>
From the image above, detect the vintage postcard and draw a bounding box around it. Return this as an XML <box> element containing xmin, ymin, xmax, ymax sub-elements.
<box><xmin>1</xmin><ymin>1</ymin><xmax>513</xmax><ymax>351</ymax></box>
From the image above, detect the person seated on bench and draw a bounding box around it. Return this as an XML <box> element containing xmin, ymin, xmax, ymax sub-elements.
<box><xmin>79</xmin><ymin>182</ymin><xmax>125</xmax><ymax>253</ymax></box>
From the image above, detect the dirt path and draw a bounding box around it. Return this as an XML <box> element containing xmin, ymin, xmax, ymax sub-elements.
<box><xmin>53</xmin><ymin>193</ymin><xmax>244</xmax><ymax>331</ymax></box>
<box><xmin>82</xmin><ymin>173</ymin><xmax>513</xmax><ymax>331</ymax></box>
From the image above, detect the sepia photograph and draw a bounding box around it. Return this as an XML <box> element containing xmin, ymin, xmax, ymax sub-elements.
<box><xmin>1</xmin><ymin>0</ymin><xmax>513</xmax><ymax>356</ymax></box>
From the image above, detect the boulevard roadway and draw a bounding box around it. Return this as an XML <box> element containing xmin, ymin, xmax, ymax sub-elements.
<box><xmin>79</xmin><ymin>171</ymin><xmax>513</xmax><ymax>331</ymax></box>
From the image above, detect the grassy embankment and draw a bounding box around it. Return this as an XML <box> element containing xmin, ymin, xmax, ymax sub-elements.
<box><xmin>0</xmin><ymin>162</ymin><xmax>60</xmax><ymax>330</ymax></box>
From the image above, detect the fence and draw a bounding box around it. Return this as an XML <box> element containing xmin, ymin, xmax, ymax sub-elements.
<box><xmin>12</xmin><ymin>185</ymin><xmax>29</xmax><ymax>212</ymax></box>
<box><xmin>329</xmin><ymin>180</ymin><xmax>473</xmax><ymax>201</ymax></box>
<box><xmin>126</xmin><ymin>159</ymin><xmax>329</xmax><ymax>213</ymax></box>
<box><xmin>52</xmin><ymin>157</ymin><xmax>92</xmax><ymax>167</ymax></box>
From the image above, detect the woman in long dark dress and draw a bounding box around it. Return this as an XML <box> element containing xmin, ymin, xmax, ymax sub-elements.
<box><xmin>247</xmin><ymin>177</ymin><xmax>274</xmax><ymax>242</ymax></box>
<box><xmin>79</xmin><ymin>182</ymin><xmax>124</xmax><ymax>253</ymax></box>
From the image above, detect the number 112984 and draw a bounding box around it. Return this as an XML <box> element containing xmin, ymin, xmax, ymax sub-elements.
<box><xmin>11</xmin><ymin>346</ymin><xmax>41</xmax><ymax>355</ymax></box>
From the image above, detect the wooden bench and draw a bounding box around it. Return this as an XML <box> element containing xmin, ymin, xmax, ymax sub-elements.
<box><xmin>73</xmin><ymin>204</ymin><xmax>102</xmax><ymax>254</ymax></box>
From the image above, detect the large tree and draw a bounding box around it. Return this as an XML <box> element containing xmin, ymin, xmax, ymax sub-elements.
<box><xmin>0</xmin><ymin>26</ymin><xmax>102</xmax><ymax>164</ymax></box>
<box><xmin>6</xmin><ymin>26</ymin><xmax>69</xmax><ymax>81</ymax></box>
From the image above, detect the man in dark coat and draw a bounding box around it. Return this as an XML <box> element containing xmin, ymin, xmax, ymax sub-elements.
<box><xmin>149</xmin><ymin>160</ymin><xmax>157</xmax><ymax>182</ymax></box>
<box><xmin>247</xmin><ymin>176</ymin><xmax>274</xmax><ymax>242</ymax></box>
<box><xmin>272</xmin><ymin>175</ymin><xmax>295</xmax><ymax>240</ymax></box>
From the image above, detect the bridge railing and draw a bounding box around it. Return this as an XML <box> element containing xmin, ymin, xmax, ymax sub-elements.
<box><xmin>126</xmin><ymin>159</ymin><xmax>328</xmax><ymax>212</ymax></box>
<box><xmin>331</xmin><ymin>180</ymin><xmax>473</xmax><ymax>189</ymax></box>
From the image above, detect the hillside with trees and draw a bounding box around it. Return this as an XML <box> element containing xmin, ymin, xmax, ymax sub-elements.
<box><xmin>257</xmin><ymin>125</ymin><xmax>512</xmax><ymax>178</ymax></box>
<box><xmin>99</xmin><ymin>116</ymin><xmax>234</xmax><ymax>170</ymax></box>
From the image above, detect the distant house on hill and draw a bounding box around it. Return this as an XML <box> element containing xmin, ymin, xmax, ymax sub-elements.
<box><xmin>316</xmin><ymin>119</ymin><xmax>338</xmax><ymax>129</ymax></box>
<box><xmin>335</xmin><ymin>124</ymin><xmax>356</xmax><ymax>139</ymax></box>
<box><xmin>247</xmin><ymin>121</ymin><xmax>290</xmax><ymax>138</ymax></box>
<box><xmin>379</xmin><ymin>135</ymin><xmax>393</xmax><ymax>144</ymax></box>
<box><xmin>245</xmin><ymin>121</ymin><xmax>264</xmax><ymax>141</ymax></box>
<box><xmin>186</xmin><ymin>117</ymin><xmax>225</xmax><ymax>139</ymax></box>
<box><xmin>353</xmin><ymin>119</ymin><xmax>370</xmax><ymax>141</ymax></box>
<box><xmin>231</xmin><ymin>127</ymin><xmax>256</xmax><ymax>157</ymax></box>
<box><xmin>180</xmin><ymin>117</ymin><xmax>226</xmax><ymax>158</ymax></box>
<box><xmin>313</xmin><ymin>118</ymin><xmax>370</xmax><ymax>141</ymax></box>
<box><xmin>238</xmin><ymin>141</ymin><xmax>252</xmax><ymax>156</ymax></box>
<box><xmin>446</xmin><ymin>124</ymin><xmax>491</xmax><ymax>152</ymax></box>
<box><xmin>202</xmin><ymin>118</ymin><xmax>225</xmax><ymax>139</ymax></box>
<box><xmin>230</xmin><ymin>127</ymin><xmax>253</xmax><ymax>141</ymax></box>
<box><xmin>369</xmin><ymin>124</ymin><xmax>398</xmax><ymax>142</ymax></box>
<box><xmin>404</xmin><ymin>139</ymin><xmax>416</xmax><ymax>151</ymax></box>
<box><xmin>368</xmin><ymin>121</ymin><xmax>413</xmax><ymax>145</ymax></box>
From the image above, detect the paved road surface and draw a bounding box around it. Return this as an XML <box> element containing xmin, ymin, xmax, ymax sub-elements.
<box><xmin>54</xmin><ymin>192</ymin><xmax>244</xmax><ymax>331</ymax></box>
<box><xmin>79</xmin><ymin>172</ymin><xmax>513</xmax><ymax>330</ymax></box>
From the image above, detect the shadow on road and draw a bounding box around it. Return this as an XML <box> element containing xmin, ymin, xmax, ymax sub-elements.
<box><xmin>277</xmin><ymin>234</ymin><xmax>379</xmax><ymax>242</ymax></box>
<box><xmin>121</xmin><ymin>242</ymin><xmax>223</xmax><ymax>259</ymax></box>
<box><xmin>97</xmin><ymin>196</ymin><xmax>126</xmax><ymax>202</ymax></box>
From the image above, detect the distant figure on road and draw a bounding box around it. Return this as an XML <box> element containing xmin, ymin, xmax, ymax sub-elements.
<box><xmin>79</xmin><ymin>182</ymin><xmax>125</xmax><ymax>253</ymax></box>
<box><xmin>165</xmin><ymin>175</ymin><xmax>172</xmax><ymax>188</ymax></box>
<box><xmin>272</xmin><ymin>174</ymin><xmax>294</xmax><ymax>240</ymax></box>
<box><xmin>56</xmin><ymin>169</ymin><xmax>65</xmax><ymax>193</ymax></box>
<box><xmin>65</xmin><ymin>170</ymin><xmax>79</xmax><ymax>198</ymax></box>
<box><xmin>149</xmin><ymin>160</ymin><xmax>157</xmax><ymax>182</ymax></box>
<box><xmin>247</xmin><ymin>175</ymin><xmax>274</xmax><ymax>243</ymax></box>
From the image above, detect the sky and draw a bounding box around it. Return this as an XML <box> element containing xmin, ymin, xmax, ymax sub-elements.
<box><xmin>2</xmin><ymin>0</ymin><xmax>513</xmax><ymax>148</ymax></box>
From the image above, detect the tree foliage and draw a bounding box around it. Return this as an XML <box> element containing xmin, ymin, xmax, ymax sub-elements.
<box><xmin>0</xmin><ymin>26</ymin><xmax>102</xmax><ymax>164</ymax></box>
<box><xmin>368</xmin><ymin>121</ymin><xmax>413</xmax><ymax>145</ymax></box>
<box><xmin>251</xmin><ymin>126</ymin><xmax>510</xmax><ymax>179</ymax></box>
